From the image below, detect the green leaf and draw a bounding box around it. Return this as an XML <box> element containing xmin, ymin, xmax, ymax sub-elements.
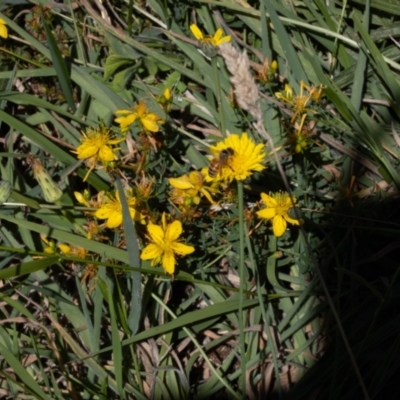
<box><xmin>115</xmin><ymin>176</ymin><xmax>142</xmax><ymax>335</ymax></box>
<box><xmin>42</xmin><ymin>15</ymin><xmax>76</xmax><ymax>112</ymax></box>
<box><xmin>0</xmin><ymin>257</ymin><xmax>59</xmax><ymax>280</ymax></box>
<box><xmin>264</xmin><ymin>0</ymin><xmax>308</xmax><ymax>83</ymax></box>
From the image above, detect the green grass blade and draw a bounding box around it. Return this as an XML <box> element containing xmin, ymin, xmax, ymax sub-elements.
<box><xmin>0</xmin><ymin>342</ymin><xmax>53</xmax><ymax>400</ymax></box>
<box><xmin>115</xmin><ymin>176</ymin><xmax>142</xmax><ymax>335</ymax></box>
<box><xmin>264</xmin><ymin>0</ymin><xmax>308</xmax><ymax>82</ymax></box>
<box><xmin>41</xmin><ymin>14</ymin><xmax>76</xmax><ymax>112</ymax></box>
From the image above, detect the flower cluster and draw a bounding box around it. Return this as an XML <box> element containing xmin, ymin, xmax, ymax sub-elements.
<box><xmin>169</xmin><ymin>171</ymin><xmax>217</xmax><ymax>208</ymax></box>
<box><xmin>65</xmin><ymin>26</ymin><xmax>305</xmax><ymax>280</ymax></box>
<box><xmin>275</xmin><ymin>81</ymin><xmax>324</xmax><ymax>153</ymax></box>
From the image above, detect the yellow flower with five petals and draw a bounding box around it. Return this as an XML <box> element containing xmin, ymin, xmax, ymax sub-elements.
<box><xmin>256</xmin><ymin>192</ymin><xmax>301</xmax><ymax>237</ymax></box>
<box><xmin>95</xmin><ymin>190</ymin><xmax>145</xmax><ymax>229</ymax></box>
<box><xmin>140</xmin><ymin>213</ymin><xmax>195</xmax><ymax>274</ymax></box>
<box><xmin>115</xmin><ymin>100</ymin><xmax>164</xmax><ymax>134</ymax></box>
<box><xmin>73</xmin><ymin>126</ymin><xmax>124</xmax><ymax>181</ymax></box>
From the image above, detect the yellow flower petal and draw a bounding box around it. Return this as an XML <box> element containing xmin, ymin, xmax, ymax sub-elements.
<box><xmin>115</xmin><ymin>114</ymin><xmax>137</xmax><ymax>130</ymax></box>
<box><xmin>58</xmin><ymin>244</ymin><xmax>71</xmax><ymax>254</ymax></box>
<box><xmin>114</xmin><ymin>109</ymin><xmax>132</xmax><ymax>115</ymax></box>
<box><xmin>284</xmin><ymin>214</ymin><xmax>301</xmax><ymax>226</ymax></box>
<box><xmin>99</xmin><ymin>145</ymin><xmax>116</xmax><ymax>162</ymax></box>
<box><xmin>256</xmin><ymin>208</ymin><xmax>276</xmax><ymax>220</ymax></box>
<box><xmin>171</xmin><ymin>242</ymin><xmax>195</xmax><ymax>256</ymax></box>
<box><xmin>169</xmin><ymin>177</ymin><xmax>193</xmax><ymax>190</ymax></box>
<box><xmin>76</xmin><ymin>143</ymin><xmax>98</xmax><ymax>159</ymax></box>
<box><xmin>74</xmin><ymin>191</ymin><xmax>88</xmax><ymax>205</ymax></box>
<box><xmin>141</xmin><ymin>243</ymin><xmax>163</xmax><ymax>260</ymax></box>
<box><xmin>260</xmin><ymin>193</ymin><xmax>277</xmax><ymax>207</ymax></box>
<box><xmin>131</xmin><ymin>209</ymin><xmax>146</xmax><ymax>224</ymax></box>
<box><xmin>163</xmin><ymin>88</ymin><xmax>171</xmax><ymax>100</ymax></box>
<box><xmin>141</xmin><ymin>117</ymin><xmax>161</xmax><ymax>132</ymax></box>
<box><xmin>213</xmin><ymin>29</ymin><xmax>223</xmax><ymax>42</ymax></box>
<box><xmin>0</xmin><ymin>18</ymin><xmax>8</xmax><ymax>39</ymax></box>
<box><xmin>200</xmin><ymin>188</ymin><xmax>216</xmax><ymax>204</ymax></box>
<box><xmin>95</xmin><ymin>206</ymin><xmax>113</xmax><ymax>219</ymax></box>
<box><xmin>162</xmin><ymin>249</ymin><xmax>176</xmax><ymax>274</ymax></box>
<box><xmin>213</xmin><ymin>29</ymin><xmax>230</xmax><ymax>45</ymax></box>
<box><xmin>272</xmin><ymin>215</ymin><xmax>287</xmax><ymax>237</ymax></box>
<box><xmin>0</xmin><ymin>23</ymin><xmax>8</xmax><ymax>39</ymax></box>
<box><xmin>147</xmin><ymin>224</ymin><xmax>164</xmax><ymax>244</ymax></box>
<box><xmin>165</xmin><ymin>220</ymin><xmax>182</xmax><ymax>242</ymax></box>
<box><xmin>106</xmin><ymin>211</ymin><xmax>123</xmax><ymax>228</ymax></box>
<box><xmin>190</xmin><ymin>24</ymin><xmax>204</xmax><ymax>40</ymax></box>
<box><xmin>44</xmin><ymin>246</ymin><xmax>55</xmax><ymax>254</ymax></box>
<box><xmin>216</xmin><ymin>35</ymin><xmax>231</xmax><ymax>45</ymax></box>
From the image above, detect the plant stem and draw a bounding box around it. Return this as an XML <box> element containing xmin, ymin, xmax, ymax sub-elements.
<box><xmin>237</xmin><ymin>180</ymin><xmax>246</xmax><ymax>398</ymax></box>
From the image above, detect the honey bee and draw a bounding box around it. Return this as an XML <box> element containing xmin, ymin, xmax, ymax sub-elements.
<box><xmin>208</xmin><ymin>148</ymin><xmax>234</xmax><ymax>178</ymax></box>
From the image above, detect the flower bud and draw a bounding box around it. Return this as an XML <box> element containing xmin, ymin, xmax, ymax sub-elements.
<box><xmin>28</xmin><ymin>157</ymin><xmax>62</xmax><ymax>203</ymax></box>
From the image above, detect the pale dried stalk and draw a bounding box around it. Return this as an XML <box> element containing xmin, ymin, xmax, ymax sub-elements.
<box><xmin>218</xmin><ymin>42</ymin><xmax>267</xmax><ymax>139</ymax></box>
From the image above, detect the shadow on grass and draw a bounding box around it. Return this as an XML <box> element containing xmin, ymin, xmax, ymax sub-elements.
<box><xmin>283</xmin><ymin>194</ymin><xmax>400</xmax><ymax>400</ymax></box>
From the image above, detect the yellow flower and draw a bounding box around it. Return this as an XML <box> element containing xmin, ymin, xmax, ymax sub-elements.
<box><xmin>75</xmin><ymin>190</ymin><xmax>103</xmax><ymax>208</ymax></box>
<box><xmin>287</xmin><ymin>114</ymin><xmax>310</xmax><ymax>154</ymax></box>
<box><xmin>276</xmin><ymin>83</ymin><xmax>293</xmax><ymax>102</ymax></box>
<box><xmin>275</xmin><ymin>81</ymin><xmax>323</xmax><ymax>123</ymax></box>
<box><xmin>58</xmin><ymin>243</ymin><xmax>88</xmax><ymax>259</ymax></box>
<box><xmin>94</xmin><ymin>190</ymin><xmax>145</xmax><ymax>229</ymax></box>
<box><xmin>41</xmin><ymin>236</ymin><xmax>57</xmax><ymax>254</ymax></box>
<box><xmin>190</xmin><ymin>24</ymin><xmax>231</xmax><ymax>46</ymax></box>
<box><xmin>157</xmin><ymin>88</ymin><xmax>173</xmax><ymax>111</ymax></box>
<box><xmin>140</xmin><ymin>213</ymin><xmax>195</xmax><ymax>274</ymax></box>
<box><xmin>287</xmin><ymin>132</ymin><xmax>309</xmax><ymax>154</ymax></box>
<box><xmin>73</xmin><ymin>126</ymin><xmax>124</xmax><ymax>181</ymax></box>
<box><xmin>115</xmin><ymin>100</ymin><xmax>164</xmax><ymax>134</ymax></box>
<box><xmin>204</xmin><ymin>132</ymin><xmax>266</xmax><ymax>182</ymax></box>
<box><xmin>74</xmin><ymin>191</ymin><xmax>89</xmax><ymax>206</ymax></box>
<box><xmin>256</xmin><ymin>192</ymin><xmax>301</xmax><ymax>237</ymax></box>
<box><xmin>169</xmin><ymin>171</ymin><xmax>217</xmax><ymax>207</ymax></box>
<box><xmin>0</xmin><ymin>18</ymin><xmax>8</xmax><ymax>39</ymax></box>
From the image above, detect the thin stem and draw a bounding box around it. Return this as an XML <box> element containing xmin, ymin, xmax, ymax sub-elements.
<box><xmin>2</xmin><ymin>202</ymin><xmax>96</xmax><ymax>211</ymax></box>
<box><xmin>237</xmin><ymin>180</ymin><xmax>246</xmax><ymax>398</ymax></box>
